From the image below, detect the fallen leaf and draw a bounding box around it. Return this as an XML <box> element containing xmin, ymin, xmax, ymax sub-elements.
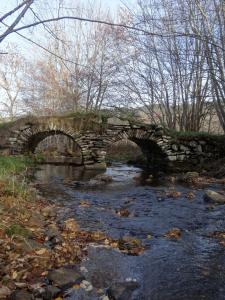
<box><xmin>41</xmin><ymin>271</ymin><xmax>48</xmax><ymax>276</ymax></box>
<box><xmin>64</xmin><ymin>219</ymin><xmax>79</xmax><ymax>233</ymax></box>
<box><xmin>186</xmin><ymin>192</ymin><xmax>195</xmax><ymax>200</ymax></box>
<box><xmin>35</xmin><ymin>248</ymin><xmax>47</xmax><ymax>255</ymax></box>
<box><xmin>165</xmin><ymin>228</ymin><xmax>182</xmax><ymax>240</ymax></box>
<box><xmin>79</xmin><ymin>200</ymin><xmax>91</xmax><ymax>207</ymax></box>
<box><xmin>202</xmin><ymin>270</ymin><xmax>210</xmax><ymax>276</ymax></box>
<box><xmin>220</xmin><ymin>240</ymin><xmax>225</xmax><ymax>246</ymax></box>
<box><xmin>12</xmin><ymin>271</ymin><xmax>18</xmax><ymax>279</ymax></box>
<box><xmin>166</xmin><ymin>190</ymin><xmax>181</xmax><ymax>198</ymax></box>
<box><xmin>116</xmin><ymin>208</ymin><xmax>130</xmax><ymax>217</ymax></box>
<box><xmin>15</xmin><ymin>282</ymin><xmax>27</xmax><ymax>288</ymax></box>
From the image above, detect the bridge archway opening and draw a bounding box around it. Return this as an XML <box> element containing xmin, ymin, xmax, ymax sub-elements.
<box><xmin>26</xmin><ymin>131</ymin><xmax>82</xmax><ymax>165</ymax></box>
<box><xmin>106</xmin><ymin>137</ymin><xmax>168</xmax><ymax>171</ymax></box>
<box><xmin>106</xmin><ymin>139</ymin><xmax>146</xmax><ymax>165</ymax></box>
<box><xmin>132</xmin><ymin>138</ymin><xmax>169</xmax><ymax>171</ymax></box>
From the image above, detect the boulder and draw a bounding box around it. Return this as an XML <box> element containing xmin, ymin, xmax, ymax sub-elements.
<box><xmin>204</xmin><ymin>190</ymin><xmax>225</xmax><ymax>204</ymax></box>
<box><xmin>94</xmin><ymin>174</ymin><xmax>113</xmax><ymax>183</ymax></box>
<box><xmin>28</xmin><ymin>212</ymin><xmax>46</xmax><ymax>228</ymax></box>
<box><xmin>41</xmin><ymin>286</ymin><xmax>60</xmax><ymax>300</ymax></box>
<box><xmin>47</xmin><ymin>267</ymin><xmax>84</xmax><ymax>288</ymax></box>
<box><xmin>107</xmin><ymin>281</ymin><xmax>140</xmax><ymax>300</ymax></box>
<box><xmin>86</xmin><ymin>174</ymin><xmax>113</xmax><ymax>188</ymax></box>
<box><xmin>46</xmin><ymin>223</ymin><xmax>62</xmax><ymax>245</ymax></box>
<box><xmin>42</xmin><ymin>206</ymin><xmax>57</xmax><ymax>218</ymax></box>
<box><xmin>10</xmin><ymin>290</ymin><xmax>34</xmax><ymax>300</ymax></box>
<box><xmin>46</xmin><ymin>223</ymin><xmax>61</xmax><ymax>239</ymax></box>
<box><xmin>87</xmin><ymin>179</ymin><xmax>102</xmax><ymax>188</ymax></box>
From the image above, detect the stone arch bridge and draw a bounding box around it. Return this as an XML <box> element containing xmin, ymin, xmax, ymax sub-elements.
<box><xmin>0</xmin><ymin>115</ymin><xmax>224</xmax><ymax>171</ymax></box>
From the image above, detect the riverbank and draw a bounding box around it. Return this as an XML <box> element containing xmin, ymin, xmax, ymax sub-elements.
<box><xmin>1</xmin><ymin>157</ymin><xmax>225</xmax><ymax>299</ymax></box>
<box><xmin>0</xmin><ymin>156</ymin><xmax>84</xmax><ymax>299</ymax></box>
<box><xmin>0</xmin><ymin>157</ymin><xmax>146</xmax><ymax>299</ymax></box>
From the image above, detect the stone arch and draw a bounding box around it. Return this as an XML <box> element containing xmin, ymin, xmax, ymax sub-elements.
<box><xmin>9</xmin><ymin>122</ymin><xmax>108</xmax><ymax>168</ymax></box>
<box><xmin>22</xmin><ymin>130</ymin><xmax>81</xmax><ymax>154</ymax></box>
<box><xmin>30</xmin><ymin>130</ymin><xmax>84</xmax><ymax>164</ymax></box>
<box><xmin>104</xmin><ymin>127</ymin><xmax>170</xmax><ymax>170</ymax></box>
<box><xmin>9</xmin><ymin>124</ymin><xmax>82</xmax><ymax>157</ymax></box>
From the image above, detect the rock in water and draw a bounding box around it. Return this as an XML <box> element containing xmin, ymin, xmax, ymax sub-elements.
<box><xmin>10</xmin><ymin>290</ymin><xmax>34</xmax><ymax>300</ymax></box>
<box><xmin>47</xmin><ymin>267</ymin><xmax>84</xmax><ymax>288</ymax></box>
<box><xmin>41</xmin><ymin>286</ymin><xmax>60</xmax><ymax>300</ymax></box>
<box><xmin>107</xmin><ymin>281</ymin><xmax>140</xmax><ymax>300</ymax></box>
<box><xmin>204</xmin><ymin>190</ymin><xmax>225</xmax><ymax>204</ymax></box>
<box><xmin>94</xmin><ymin>174</ymin><xmax>113</xmax><ymax>183</ymax></box>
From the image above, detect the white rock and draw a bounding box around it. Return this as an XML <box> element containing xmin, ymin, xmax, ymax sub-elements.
<box><xmin>80</xmin><ymin>266</ymin><xmax>88</xmax><ymax>273</ymax></box>
<box><xmin>204</xmin><ymin>190</ymin><xmax>225</xmax><ymax>204</ymax></box>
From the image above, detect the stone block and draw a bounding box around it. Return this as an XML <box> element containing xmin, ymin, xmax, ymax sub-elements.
<box><xmin>107</xmin><ymin>117</ymin><xmax>130</xmax><ymax>126</ymax></box>
<box><xmin>168</xmin><ymin>155</ymin><xmax>177</xmax><ymax>161</ymax></box>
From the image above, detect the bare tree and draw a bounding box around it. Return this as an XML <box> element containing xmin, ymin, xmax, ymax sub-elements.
<box><xmin>113</xmin><ymin>0</ymin><xmax>217</xmax><ymax>132</ymax></box>
<box><xmin>187</xmin><ymin>0</ymin><xmax>225</xmax><ymax>131</ymax></box>
<box><xmin>23</xmin><ymin>1</ymin><xmax>120</xmax><ymax>115</ymax></box>
<box><xmin>0</xmin><ymin>45</ymin><xmax>25</xmax><ymax>120</ymax></box>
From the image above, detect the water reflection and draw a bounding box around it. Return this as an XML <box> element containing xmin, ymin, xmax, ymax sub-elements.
<box><xmin>34</xmin><ymin>162</ymin><xmax>161</xmax><ymax>188</ymax></box>
<box><xmin>35</xmin><ymin>164</ymin><xmax>105</xmax><ymax>183</ymax></box>
<box><xmin>33</xmin><ymin>163</ymin><xmax>225</xmax><ymax>300</ymax></box>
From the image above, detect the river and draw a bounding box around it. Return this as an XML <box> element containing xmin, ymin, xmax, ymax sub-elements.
<box><xmin>33</xmin><ymin>163</ymin><xmax>225</xmax><ymax>300</ymax></box>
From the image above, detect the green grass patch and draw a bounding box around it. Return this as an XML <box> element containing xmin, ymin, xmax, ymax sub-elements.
<box><xmin>0</xmin><ymin>121</ymin><xmax>14</xmax><ymax>130</ymax></box>
<box><xmin>167</xmin><ymin>129</ymin><xmax>225</xmax><ymax>140</ymax></box>
<box><xmin>0</xmin><ymin>155</ymin><xmax>36</xmax><ymax>199</ymax></box>
<box><xmin>5</xmin><ymin>224</ymin><xmax>32</xmax><ymax>238</ymax></box>
<box><xmin>0</xmin><ymin>156</ymin><xmax>34</xmax><ymax>178</ymax></box>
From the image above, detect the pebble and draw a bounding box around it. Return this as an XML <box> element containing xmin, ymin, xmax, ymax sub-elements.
<box><xmin>80</xmin><ymin>266</ymin><xmax>88</xmax><ymax>273</ymax></box>
<box><xmin>80</xmin><ymin>280</ymin><xmax>93</xmax><ymax>292</ymax></box>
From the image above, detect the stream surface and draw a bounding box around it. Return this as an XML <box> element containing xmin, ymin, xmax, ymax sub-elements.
<box><xmin>33</xmin><ymin>163</ymin><xmax>225</xmax><ymax>300</ymax></box>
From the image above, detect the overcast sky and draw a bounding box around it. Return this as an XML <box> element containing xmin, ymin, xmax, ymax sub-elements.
<box><xmin>0</xmin><ymin>0</ymin><xmax>135</xmax><ymax>57</ymax></box>
<box><xmin>0</xmin><ymin>0</ymin><xmax>124</xmax><ymax>13</ymax></box>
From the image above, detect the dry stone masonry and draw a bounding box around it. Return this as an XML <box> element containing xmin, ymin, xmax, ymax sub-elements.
<box><xmin>0</xmin><ymin>115</ymin><xmax>224</xmax><ymax>171</ymax></box>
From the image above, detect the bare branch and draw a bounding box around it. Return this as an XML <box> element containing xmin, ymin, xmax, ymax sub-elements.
<box><xmin>0</xmin><ymin>15</ymin><xmax>199</xmax><ymax>40</ymax></box>
<box><xmin>0</xmin><ymin>0</ymin><xmax>34</xmax><ymax>43</ymax></box>
<box><xmin>0</xmin><ymin>0</ymin><xmax>32</xmax><ymax>23</ymax></box>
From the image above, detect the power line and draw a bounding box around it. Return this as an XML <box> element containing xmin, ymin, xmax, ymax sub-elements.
<box><xmin>0</xmin><ymin>20</ymin><xmax>89</xmax><ymax>72</ymax></box>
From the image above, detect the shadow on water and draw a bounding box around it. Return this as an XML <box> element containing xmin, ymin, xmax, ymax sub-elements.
<box><xmin>33</xmin><ymin>163</ymin><xmax>225</xmax><ymax>300</ymax></box>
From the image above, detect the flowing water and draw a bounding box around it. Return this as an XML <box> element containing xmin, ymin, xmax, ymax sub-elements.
<box><xmin>33</xmin><ymin>163</ymin><xmax>225</xmax><ymax>300</ymax></box>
